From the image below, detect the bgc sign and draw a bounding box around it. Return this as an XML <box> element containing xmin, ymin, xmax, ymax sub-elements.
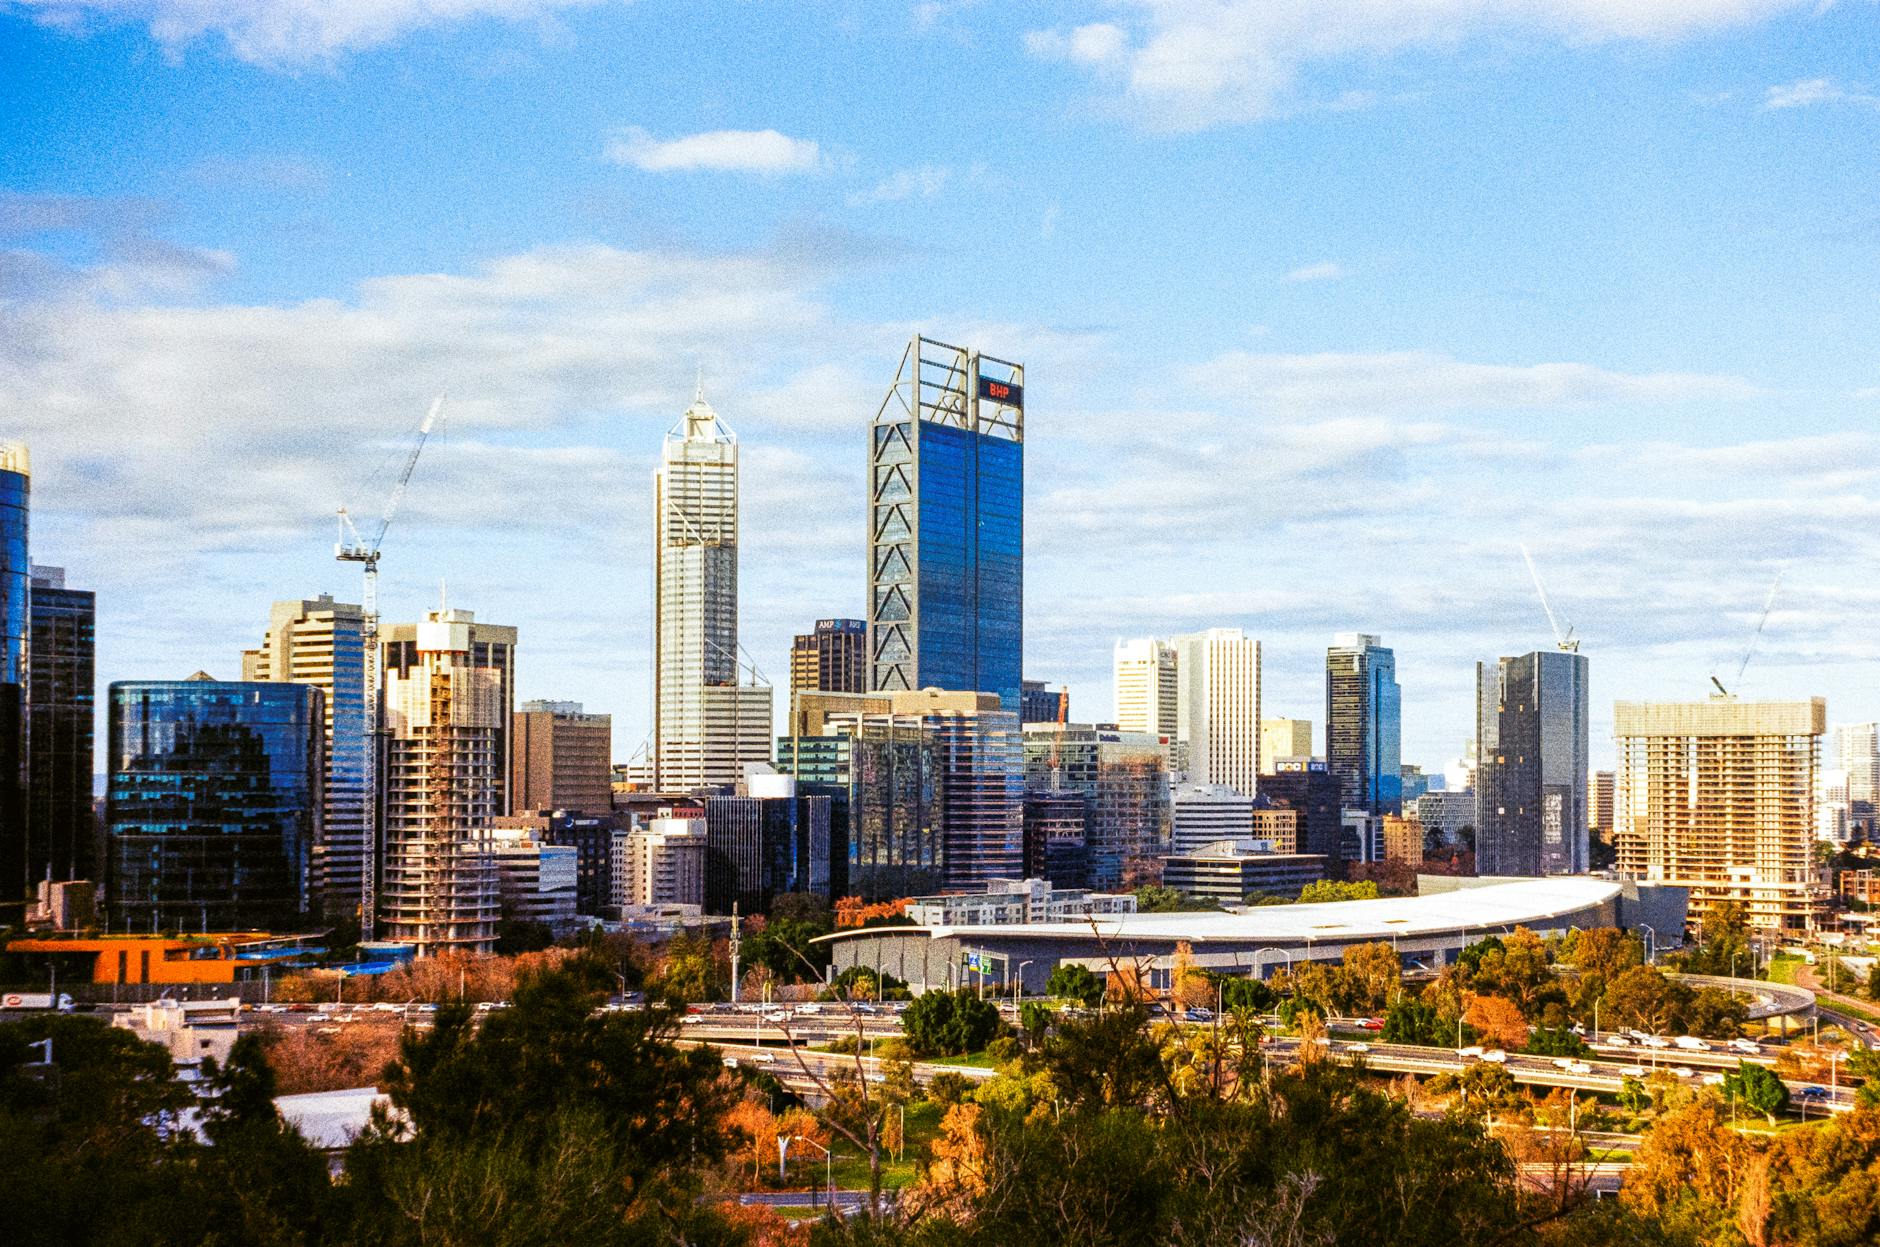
<box><xmin>977</xmin><ymin>375</ymin><xmax>1023</xmax><ymax>409</ymax></box>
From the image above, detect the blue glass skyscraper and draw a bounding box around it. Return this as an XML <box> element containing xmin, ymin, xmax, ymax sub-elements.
<box><xmin>0</xmin><ymin>444</ymin><xmax>28</xmax><ymax>906</ymax></box>
<box><xmin>107</xmin><ymin>677</ymin><xmax>323</xmax><ymax>932</ymax></box>
<box><xmin>1325</xmin><ymin>633</ymin><xmax>1402</xmax><ymax>819</ymax></box>
<box><xmin>868</xmin><ymin>335</ymin><xmax>1023</xmax><ymax>710</ymax></box>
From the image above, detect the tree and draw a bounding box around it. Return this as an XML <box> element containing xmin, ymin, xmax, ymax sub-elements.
<box><xmin>822</xmin><ymin>965</ymin><xmax>911</xmax><ymax>1001</ymax></box>
<box><xmin>651</xmin><ymin>930</ymin><xmax>727</xmax><ymax>1002</ymax></box>
<box><xmin>1134</xmin><ymin>885</ymin><xmax>1218</xmax><ymax>913</ymax></box>
<box><xmin>1462</xmin><ymin>993</ymin><xmax>1529</xmax><ymax>1051</ymax></box>
<box><xmin>1868</xmin><ymin>962</ymin><xmax>1880</xmax><ymax>1002</ymax></box>
<box><xmin>1617</xmin><ymin>1076</ymin><xmax>1653</xmax><ymax>1116</ymax></box>
<box><xmin>1524</xmin><ymin>1026</ymin><xmax>1592</xmax><ymax>1058</ymax></box>
<box><xmin>1622</xmin><ymin>1097</ymin><xmax>1753</xmax><ymax>1244</ymax></box>
<box><xmin>1683</xmin><ymin>986</ymin><xmax>1748</xmax><ymax>1040</ymax></box>
<box><xmin>1383</xmin><ymin>996</ymin><xmax>1451</xmax><ymax>1047</ymax></box>
<box><xmin>1601</xmin><ymin>964</ymin><xmax>1689</xmax><ymax>1037</ymax></box>
<box><xmin>1723</xmin><ymin>1060</ymin><xmax>1791</xmax><ymax>1125</ymax></box>
<box><xmin>1171</xmin><ymin>941</ymin><xmax>1212</xmax><ymax>1008</ymax></box>
<box><xmin>902</xmin><ymin>988</ymin><xmax>1004</xmax><ymax>1057</ymax></box>
<box><xmin>1298</xmin><ymin>879</ymin><xmax>1379</xmax><ymax>904</ymax></box>
<box><xmin>1560</xmin><ymin>927</ymin><xmax>1642</xmax><ymax>982</ymax></box>
<box><xmin>1039</xmin><ymin>1005</ymin><xmax>1168</xmax><ymax>1110</ymax></box>
<box><xmin>1047</xmin><ymin>962</ymin><xmax>1104</xmax><ymax>1008</ymax></box>
<box><xmin>493</xmin><ymin>918</ymin><xmax>553</xmax><ymax>955</ymax></box>
<box><xmin>1341</xmin><ymin>942</ymin><xmax>1402</xmax><ymax>1015</ymax></box>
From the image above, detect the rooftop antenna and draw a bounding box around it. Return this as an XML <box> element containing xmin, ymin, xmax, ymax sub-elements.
<box><xmin>1520</xmin><ymin>544</ymin><xmax>1578</xmax><ymax>652</ymax></box>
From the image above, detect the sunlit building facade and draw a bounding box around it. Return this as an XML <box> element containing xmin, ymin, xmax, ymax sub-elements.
<box><xmin>1476</xmin><ymin>650</ymin><xmax>1590</xmax><ymax>876</ymax></box>
<box><xmin>1326</xmin><ymin>633</ymin><xmax>1401</xmax><ymax>818</ymax></box>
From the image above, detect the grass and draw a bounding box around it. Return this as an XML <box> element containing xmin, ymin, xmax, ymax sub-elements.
<box><xmin>1765</xmin><ymin>956</ymin><xmax>1805</xmax><ymax>987</ymax></box>
<box><xmin>821</xmin><ymin>1099</ymin><xmax>946</xmax><ymax>1192</ymax></box>
<box><xmin>927</xmin><ymin>1051</ymin><xmax>1002</xmax><ymax>1069</ymax></box>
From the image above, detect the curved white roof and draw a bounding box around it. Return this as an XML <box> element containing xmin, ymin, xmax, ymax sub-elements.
<box><xmin>924</xmin><ymin>877</ymin><xmax>1624</xmax><ymax>946</ymax></box>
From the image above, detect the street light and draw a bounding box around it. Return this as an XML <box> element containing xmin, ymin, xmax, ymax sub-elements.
<box><xmin>1014</xmin><ymin>961</ymin><xmax>1033</xmax><ymax>1011</ymax></box>
<box><xmin>791</xmin><ymin>1135</ymin><xmax>833</xmax><ymax>1208</ymax></box>
<box><xmin>1637</xmin><ymin>924</ymin><xmax>1657</xmax><ymax>966</ymax></box>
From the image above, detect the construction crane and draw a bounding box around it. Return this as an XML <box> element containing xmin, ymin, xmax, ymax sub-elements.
<box><xmin>1711</xmin><ymin>571</ymin><xmax>1783</xmax><ymax>697</ymax></box>
<box><xmin>1520</xmin><ymin>544</ymin><xmax>1579</xmax><ymax>653</ymax></box>
<box><xmin>335</xmin><ymin>395</ymin><xmax>445</xmax><ymax>940</ymax></box>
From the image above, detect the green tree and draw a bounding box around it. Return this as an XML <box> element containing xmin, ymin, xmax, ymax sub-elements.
<box><xmin>652</xmin><ymin>930</ymin><xmax>726</xmax><ymax>1002</ymax></box>
<box><xmin>1868</xmin><ymin>962</ymin><xmax>1880</xmax><ymax>1002</ymax></box>
<box><xmin>1039</xmin><ymin>1005</ymin><xmax>1169</xmax><ymax>1111</ymax></box>
<box><xmin>1617</xmin><ymin>1076</ymin><xmax>1653</xmax><ymax>1115</ymax></box>
<box><xmin>1132</xmin><ymin>885</ymin><xmax>1218</xmax><ymax>913</ymax></box>
<box><xmin>821</xmin><ymin>965</ymin><xmax>911</xmax><ymax>1001</ymax></box>
<box><xmin>1681</xmin><ymin>986</ymin><xmax>1748</xmax><ymax>1040</ymax></box>
<box><xmin>902</xmin><ymin>988</ymin><xmax>1005</xmax><ymax>1057</ymax></box>
<box><xmin>1523</xmin><ymin>1026</ymin><xmax>1592</xmax><ymax>1058</ymax></box>
<box><xmin>493</xmin><ymin>918</ymin><xmax>553</xmax><ymax>954</ymax></box>
<box><xmin>1722</xmin><ymin>1059</ymin><xmax>1791</xmax><ymax>1124</ymax></box>
<box><xmin>1601</xmin><ymin>964</ymin><xmax>1690</xmax><ymax>1036</ymax></box>
<box><xmin>1046</xmin><ymin>963</ymin><xmax>1104</xmax><ymax>1008</ymax></box>
<box><xmin>1298</xmin><ymin>879</ymin><xmax>1380</xmax><ymax>904</ymax></box>
<box><xmin>1382</xmin><ymin>996</ymin><xmax>1451</xmax><ymax>1047</ymax></box>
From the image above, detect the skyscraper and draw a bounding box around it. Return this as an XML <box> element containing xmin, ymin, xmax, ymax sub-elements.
<box><xmin>1174</xmin><ymin>628</ymin><xmax>1262</xmax><ymax>797</ymax></box>
<box><xmin>654</xmin><ymin>388</ymin><xmax>772</xmax><ymax>791</ymax></box>
<box><xmin>0</xmin><ymin>443</ymin><xmax>28</xmax><ymax>905</ymax></box>
<box><xmin>378</xmin><ymin>608</ymin><xmax>515</xmax><ymax>954</ymax></box>
<box><xmin>242</xmin><ymin>595</ymin><xmax>372</xmax><ymax>926</ymax></box>
<box><xmin>27</xmin><ymin>566</ymin><xmax>94</xmax><ymax>888</ymax></box>
<box><xmin>1325</xmin><ymin>633</ymin><xmax>1401</xmax><ymax>817</ymax></box>
<box><xmin>1475</xmin><ymin>650</ymin><xmax>1590</xmax><ymax>876</ymax></box>
<box><xmin>1113</xmin><ymin>638</ymin><xmax>1178</xmax><ymax>737</ymax></box>
<box><xmin>867</xmin><ymin>335</ymin><xmax>1024</xmax><ymax>710</ymax></box>
<box><xmin>107</xmin><ymin>676</ymin><xmax>323</xmax><ymax>933</ymax></box>
<box><xmin>1260</xmin><ymin>718</ymin><xmax>1313</xmax><ymax>773</ymax></box>
<box><xmin>1831</xmin><ymin>722</ymin><xmax>1879</xmax><ymax>832</ymax></box>
<box><xmin>1614</xmin><ymin>696</ymin><xmax>1827</xmax><ymax>934</ymax></box>
<box><xmin>511</xmin><ymin>700</ymin><xmax>612</xmax><ymax>814</ymax></box>
<box><xmin>791</xmin><ymin>619</ymin><xmax>866</xmax><ymax>698</ymax></box>
<box><xmin>1024</xmin><ymin>723</ymin><xmax>1170</xmax><ymax>888</ymax></box>
<box><xmin>1020</xmin><ymin>680</ymin><xmax>1065</xmax><ymax>725</ymax></box>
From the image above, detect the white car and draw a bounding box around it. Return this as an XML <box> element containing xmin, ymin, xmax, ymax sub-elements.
<box><xmin>1642</xmin><ymin>1036</ymin><xmax>1671</xmax><ymax>1049</ymax></box>
<box><xmin>1552</xmin><ymin>1057</ymin><xmax>1577</xmax><ymax>1070</ymax></box>
<box><xmin>1603</xmin><ymin>1036</ymin><xmax>1631</xmax><ymax>1047</ymax></box>
<box><xmin>1671</xmin><ymin>1066</ymin><xmax>1696</xmax><ymax>1079</ymax></box>
<box><xmin>1701</xmin><ymin>1072</ymin><xmax>1726</xmax><ymax>1086</ymax></box>
<box><xmin>1731</xmin><ymin>1039</ymin><xmax>1761</xmax><ymax>1054</ymax></box>
<box><xmin>1345</xmin><ymin>1042</ymin><xmax>1371</xmax><ymax>1053</ymax></box>
<box><xmin>1457</xmin><ymin>1045</ymin><xmax>1485</xmax><ymax>1059</ymax></box>
<box><xmin>1481</xmin><ymin>1050</ymin><xmax>1509</xmax><ymax>1064</ymax></box>
<box><xmin>1674</xmin><ymin>1036</ymin><xmax>1708</xmax><ymax>1051</ymax></box>
<box><xmin>1620</xmin><ymin>1065</ymin><xmax>1647</xmax><ymax>1077</ymax></box>
<box><xmin>1567</xmin><ymin>1061</ymin><xmax>1593</xmax><ymax>1075</ymax></box>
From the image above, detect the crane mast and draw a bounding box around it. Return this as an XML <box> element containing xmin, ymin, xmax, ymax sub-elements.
<box><xmin>1520</xmin><ymin>544</ymin><xmax>1578</xmax><ymax>653</ymax></box>
<box><xmin>336</xmin><ymin>395</ymin><xmax>445</xmax><ymax>940</ymax></box>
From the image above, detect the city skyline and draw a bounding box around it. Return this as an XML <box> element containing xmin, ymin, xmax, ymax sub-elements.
<box><xmin>8</xmin><ymin>4</ymin><xmax>1880</xmax><ymax>772</ymax></box>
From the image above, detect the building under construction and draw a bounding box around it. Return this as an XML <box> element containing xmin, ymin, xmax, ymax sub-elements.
<box><xmin>1614</xmin><ymin>696</ymin><xmax>1829</xmax><ymax>935</ymax></box>
<box><xmin>378</xmin><ymin>608</ymin><xmax>515</xmax><ymax>954</ymax></box>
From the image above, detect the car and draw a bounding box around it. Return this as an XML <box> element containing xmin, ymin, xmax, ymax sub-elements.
<box><xmin>1642</xmin><ymin>1036</ymin><xmax>1671</xmax><ymax>1049</ymax></box>
<box><xmin>1345</xmin><ymin>1042</ymin><xmax>1371</xmax><ymax>1054</ymax></box>
<box><xmin>1799</xmin><ymin>1085</ymin><xmax>1829</xmax><ymax>1099</ymax></box>
<box><xmin>1358</xmin><ymin>1018</ymin><xmax>1384</xmax><ymax>1031</ymax></box>
<box><xmin>1184</xmin><ymin>1008</ymin><xmax>1213</xmax><ymax>1022</ymax></box>
<box><xmin>1620</xmin><ymin>1065</ymin><xmax>1647</xmax><ymax>1078</ymax></box>
<box><xmin>1674</xmin><ymin>1036</ymin><xmax>1708</xmax><ymax>1051</ymax></box>
<box><xmin>1701</xmin><ymin>1073</ymin><xmax>1726</xmax><ymax>1086</ymax></box>
<box><xmin>1481</xmin><ymin>1050</ymin><xmax>1509</xmax><ymax>1064</ymax></box>
<box><xmin>1457</xmin><ymin>1045</ymin><xmax>1485</xmax><ymax>1059</ymax></box>
<box><xmin>762</xmin><ymin>1011</ymin><xmax>788</xmax><ymax>1024</ymax></box>
<box><xmin>1552</xmin><ymin>1057</ymin><xmax>1577</xmax><ymax>1070</ymax></box>
<box><xmin>1567</xmin><ymin>1061</ymin><xmax>1593</xmax><ymax>1075</ymax></box>
<box><xmin>1603</xmin><ymin>1036</ymin><xmax>1631</xmax><ymax>1047</ymax></box>
<box><xmin>1731</xmin><ymin>1039</ymin><xmax>1761</xmax><ymax>1054</ymax></box>
<box><xmin>1671</xmin><ymin>1066</ymin><xmax>1696</xmax><ymax>1079</ymax></box>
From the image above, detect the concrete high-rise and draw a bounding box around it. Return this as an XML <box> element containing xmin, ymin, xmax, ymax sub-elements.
<box><xmin>867</xmin><ymin>335</ymin><xmax>1024</xmax><ymax>711</ymax></box>
<box><xmin>511</xmin><ymin>699</ymin><xmax>612</xmax><ymax>814</ymax></box>
<box><xmin>1614</xmin><ymin>697</ymin><xmax>1828</xmax><ymax>934</ymax></box>
<box><xmin>1260</xmin><ymin>718</ymin><xmax>1313</xmax><ymax>773</ymax></box>
<box><xmin>1175</xmin><ymin>628</ymin><xmax>1262</xmax><ymax>798</ymax></box>
<box><xmin>107</xmin><ymin>676</ymin><xmax>322</xmax><ymax>932</ymax></box>
<box><xmin>378</xmin><ymin>608</ymin><xmax>515</xmax><ymax>954</ymax></box>
<box><xmin>1023</xmin><ymin>723</ymin><xmax>1170</xmax><ymax>888</ymax></box>
<box><xmin>1325</xmin><ymin>633</ymin><xmax>1401</xmax><ymax>817</ymax></box>
<box><xmin>626</xmin><ymin>813</ymin><xmax>707</xmax><ymax>908</ymax></box>
<box><xmin>1589</xmin><ymin>770</ymin><xmax>1615</xmax><ymax>843</ymax></box>
<box><xmin>654</xmin><ymin>388</ymin><xmax>772</xmax><ymax>791</ymax></box>
<box><xmin>0</xmin><ymin>443</ymin><xmax>28</xmax><ymax>905</ymax></box>
<box><xmin>26</xmin><ymin>565</ymin><xmax>94</xmax><ymax>887</ymax></box>
<box><xmin>1170</xmin><ymin>783</ymin><xmax>1254</xmax><ymax>854</ymax></box>
<box><xmin>1475</xmin><ymin>650</ymin><xmax>1590</xmax><ymax>876</ymax></box>
<box><xmin>1113</xmin><ymin>638</ymin><xmax>1178</xmax><ymax>737</ymax></box>
<box><xmin>791</xmin><ymin>619</ymin><xmax>866</xmax><ymax>699</ymax></box>
<box><xmin>243</xmin><ymin>595</ymin><xmax>372</xmax><ymax>926</ymax></box>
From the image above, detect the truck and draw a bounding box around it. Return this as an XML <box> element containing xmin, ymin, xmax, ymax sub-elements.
<box><xmin>1</xmin><ymin>992</ymin><xmax>75</xmax><ymax>1012</ymax></box>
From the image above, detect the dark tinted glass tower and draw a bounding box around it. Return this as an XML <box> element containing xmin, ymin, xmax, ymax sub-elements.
<box><xmin>1476</xmin><ymin>650</ymin><xmax>1590</xmax><ymax>876</ymax></box>
<box><xmin>27</xmin><ymin>566</ymin><xmax>94</xmax><ymax>885</ymax></box>
<box><xmin>868</xmin><ymin>336</ymin><xmax>1023</xmax><ymax>711</ymax></box>
<box><xmin>791</xmin><ymin>619</ymin><xmax>866</xmax><ymax>697</ymax></box>
<box><xmin>107</xmin><ymin>678</ymin><xmax>323</xmax><ymax>932</ymax></box>
<box><xmin>0</xmin><ymin>446</ymin><xmax>27</xmax><ymax>905</ymax></box>
<box><xmin>1325</xmin><ymin>633</ymin><xmax>1402</xmax><ymax>817</ymax></box>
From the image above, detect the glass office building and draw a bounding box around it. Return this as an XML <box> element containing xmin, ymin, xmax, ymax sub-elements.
<box><xmin>27</xmin><ymin>567</ymin><xmax>95</xmax><ymax>886</ymax></box>
<box><xmin>1476</xmin><ymin>650</ymin><xmax>1590</xmax><ymax>876</ymax></box>
<box><xmin>1325</xmin><ymin>633</ymin><xmax>1402</xmax><ymax>819</ymax></box>
<box><xmin>868</xmin><ymin>336</ymin><xmax>1024</xmax><ymax>712</ymax></box>
<box><xmin>0</xmin><ymin>445</ymin><xmax>27</xmax><ymax>905</ymax></box>
<box><xmin>107</xmin><ymin>678</ymin><xmax>323</xmax><ymax>932</ymax></box>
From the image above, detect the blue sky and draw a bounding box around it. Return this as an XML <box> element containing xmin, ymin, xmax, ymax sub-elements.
<box><xmin>3</xmin><ymin>0</ymin><xmax>1880</xmax><ymax>772</ymax></box>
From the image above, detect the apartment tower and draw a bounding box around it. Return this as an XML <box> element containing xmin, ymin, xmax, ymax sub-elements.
<box><xmin>1113</xmin><ymin>638</ymin><xmax>1179</xmax><ymax>737</ymax></box>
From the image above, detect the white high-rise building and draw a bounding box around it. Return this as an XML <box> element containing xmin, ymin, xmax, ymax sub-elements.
<box><xmin>1817</xmin><ymin>767</ymin><xmax>1852</xmax><ymax>844</ymax></box>
<box><xmin>653</xmin><ymin>388</ymin><xmax>772</xmax><ymax>792</ymax></box>
<box><xmin>1260</xmin><ymin>718</ymin><xmax>1313</xmax><ymax>773</ymax></box>
<box><xmin>626</xmin><ymin>814</ymin><xmax>708</xmax><ymax>907</ymax></box>
<box><xmin>1174</xmin><ymin>628</ymin><xmax>1262</xmax><ymax>798</ymax></box>
<box><xmin>1170</xmin><ymin>783</ymin><xmax>1255</xmax><ymax>853</ymax></box>
<box><xmin>1832</xmin><ymin>722</ymin><xmax>1880</xmax><ymax>810</ymax></box>
<box><xmin>378</xmin><ymin>608</ymin><xmax>515</xmax><ymax>955</ymax></box>
<box><xmin>243</xmin><ymin>595</ymin><xmax>372</xmax><ymax>927</ymax></box>
<box><xmin>1113</xmin><ymin>638</ymin><xmax>1179</xmax><ymax>737</ymax></box>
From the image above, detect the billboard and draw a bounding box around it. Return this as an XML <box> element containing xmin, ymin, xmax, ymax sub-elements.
<box><xmin>976</xmin><ymin>375</ymin><xmax>1023</xmax><ymax>409</ymax></box>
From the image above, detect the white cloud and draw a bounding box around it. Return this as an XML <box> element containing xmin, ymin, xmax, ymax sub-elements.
<box><xmin>604</xmin><ymin>126</ymin><xmax>827</xmax><ymax>174</ymax></box>
<box><xmin>1187</xmin><ymin>349</ymin><xmax>1759</xmax><ymax>413</ymax></box>
<box><xmin>1282</xmin><ymin>261</ymin><xmax>1347</xmax><ymax>283</ymax></box>
<box><xmin>1024</xmin><ymin>1</ymin><xmax>1815</xmax><ymax>128</ymax></box>
<box><xmin>1763</xmin><ymin>77</ymin><xmax>1880</xmax><ymax>110</ymax></box>
<box><xmin>847</xmin><ymin>165</ymin><xmax>950</xmax><ymax>206</ymax></box>
<box><xmin>4</xmin><ymin>0</ymin><xmax>612</xmax><ymax>64</ymax></box>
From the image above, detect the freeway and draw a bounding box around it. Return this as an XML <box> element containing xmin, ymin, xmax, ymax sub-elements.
<box><xmin>1264</xmin><ymin>1037</ymin><xmax>1859</xmax><ymax>1114</ymax></box>
<box><xmin>687</xmin><ymin>1040</ymin><xmax>995</xmax><ymax>1095</ymax></box>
